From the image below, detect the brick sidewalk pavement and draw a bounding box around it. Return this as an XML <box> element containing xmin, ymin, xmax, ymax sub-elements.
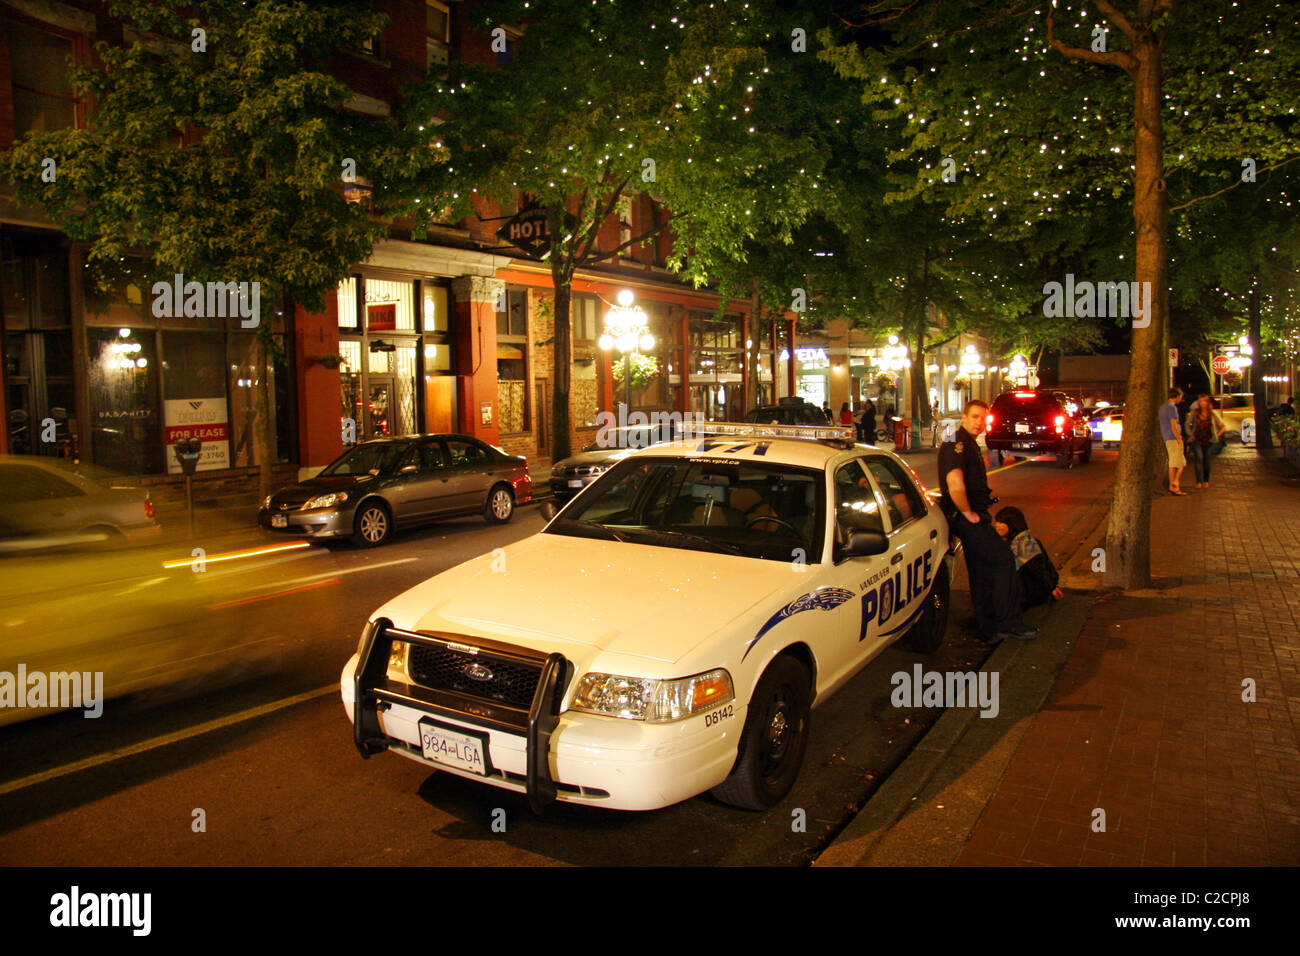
<box><xmin>955</xmin><ymin>446</ymin><xmax>1300</xmax><ymax>865</ymax></box>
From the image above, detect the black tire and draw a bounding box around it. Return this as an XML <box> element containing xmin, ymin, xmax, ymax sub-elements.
<box><xmin>898</xmin><ymin>563</ymin><xmax>951</xmax><ymax>654</ymax></box>
<box><xmin>992</xmin><ymin>449</ymin><xmax>1004</xmax><ymax>467</ymax></box>
<box><xmin>352</xmin><ymin>500</ymin><xmax>392</xmax><ymax>547</ymax></box>
<box><xmin>1078</xmin><ymin>439</ymin><xmax>1092</xmax><ymax>463</ymax></box>
<box><xmin>484</xmin><ymin>483</ymin><xmax>515</xmax><ymax>524</ymax></box>
<box><xmin>1057</xmin><ymin>444</ymin><xmax>1074</xmax><ymax>469</ymax></box>
<box><xmin>712</xmin><ymin>655</ymin><xmax>812</xmax><ymax>811</ymax></box>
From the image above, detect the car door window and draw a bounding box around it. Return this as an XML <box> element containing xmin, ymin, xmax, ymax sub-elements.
<box><xmin>834</xmin><ymin>460</ymin><xmax>885</xmax><ymax>538</ymax></box>
<box><xmin>445</xmin><ymin>439</ymin><xmax>487</xmax><ymax>467</ymax></box>
<box><xmin>418</xmin><ymin>442</ymin><xmax>448</xmax><ymax>471</ymax></box>
<box><xmin>863</xmin><ymin>457</ymin><xmax>927</xmax><ymax>531</ymax></box>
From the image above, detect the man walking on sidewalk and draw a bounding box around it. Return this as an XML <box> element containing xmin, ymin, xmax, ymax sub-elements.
<box><xmin>1160</xmin><ymin>386</ymin><xmax>1188</xmax><ymax>496</ymax></box>
<box><xmin>938</xmin><ymin>400</ymin><xmax>1040</xmax><ymax>645</ymax></box>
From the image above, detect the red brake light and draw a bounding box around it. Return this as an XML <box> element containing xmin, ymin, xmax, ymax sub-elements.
<box><xmin>144</xmin><ymin>497</ymin><xmax>155</xmax><ymax>519</ymax></box>
<box><xmin>987</xmin><ymin>413</ymin><xmax>995</xmax><ymax>427</ymax></box>
<box><xmin>1014</xmin><ymin>391</ymin><xmax>1036</xmax><ymax>398</ymax></box>
<box><xmin>1054</xmin><ymin>414</ymin><xmax>1065</xmax><ymax>426</ymax></box>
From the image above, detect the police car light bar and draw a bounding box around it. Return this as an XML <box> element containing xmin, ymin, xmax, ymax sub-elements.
<box><xmin>681</xmin><ymin>421</ymin><xmax>858</xmax><ymax>443</ymax></box>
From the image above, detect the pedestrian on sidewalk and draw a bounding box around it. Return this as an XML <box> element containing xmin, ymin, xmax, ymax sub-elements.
<box><xmin>839</xmin><ymin>401</ymin><xmax>853</xmax><ymax>427</ymax></box>
<box><xmin>1160</xmin><ymin>386</ymin><xmax>1188</xmax><ymax>496</ymax></box>
<box><xmin>937</xmin><ymin>400</ymin><xmax>1039</xmax><ymax>645</ymax></box>
<box><xmin>1184</xmin><ymin>393</ymin><xmax>1226</xmax><ymax>489</ymax></box>
<box><xmin>863</xmin><ymin>399</ymin><xmax>877</xmax><ymax>442</ymax></box>
<box><xmin>993</xmin><ymin>506</ymin><xmax>1065</xmax><ymax>609</ymax></box>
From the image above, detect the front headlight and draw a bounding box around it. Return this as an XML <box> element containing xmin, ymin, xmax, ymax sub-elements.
<box><xmin>303</xmin><ymin>491</ymin><xmax>348</xmax><ymax>510</ymax></box>
<box><xmin>261</xmin><ymin>495</ymin><xmax>272</xmax><ymax>510</ymax></box>
<box><xmin>570</xmin><ymin>668</ymin><xmax>734</xmax><ymax>722</ymax></box>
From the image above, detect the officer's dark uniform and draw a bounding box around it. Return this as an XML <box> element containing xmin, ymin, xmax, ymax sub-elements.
<box><xmin>937</xmin><ymin>427</ymin><xmax>1026</xmax><ymax>641</ymax></box>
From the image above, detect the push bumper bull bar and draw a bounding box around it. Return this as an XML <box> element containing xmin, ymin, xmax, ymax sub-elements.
<box><xmin>352</xmin><ymin>619</ymin><xmax>573</xmax><ymax>814</ymax></box>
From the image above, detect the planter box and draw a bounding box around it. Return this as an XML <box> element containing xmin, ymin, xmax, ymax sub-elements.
<box><xmin>1284</xmin><ymin>444</ymin><xmax>1300</xmax><ymax>471</ymax></box>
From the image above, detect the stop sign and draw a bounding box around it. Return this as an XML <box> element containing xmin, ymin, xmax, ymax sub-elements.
<box><xmin>1212</xmin><ymin>355</ymin><xmax>1232</xmax><ymax>374</ymax></box>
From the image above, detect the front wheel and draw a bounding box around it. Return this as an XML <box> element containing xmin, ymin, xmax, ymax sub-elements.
<box><xmin>711</xmin><ymin>656</ymin><xmax>812</xmax><ymax>811</ymax></box>
<box><xmin>484</xmin><ymin>484</ymin><xmax>515</xmax><ymax>524</ymax></box>
<box><xmin>898</xmin><ymin>563</ymin><xmax>951</xmax><ymax>654</ymax></box>
<box><xmin>352</xmin><ymin>501</ymin><xmax>392</xmax><ymax>547</ymax></box>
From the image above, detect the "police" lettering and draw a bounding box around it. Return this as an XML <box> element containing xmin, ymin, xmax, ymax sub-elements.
<box><xmin>859</xmin><ymin>550</ymin><xmax>934</xmax><ymax>640</ymax></box>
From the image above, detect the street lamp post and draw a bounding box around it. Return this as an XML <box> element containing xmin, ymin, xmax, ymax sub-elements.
<box><xmin>599</xmin><ymin>289</ymin><xmax>654</xmax><ymax>412</ymax></box>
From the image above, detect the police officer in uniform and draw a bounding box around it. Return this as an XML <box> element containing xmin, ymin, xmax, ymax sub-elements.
<box><xmin>938</xmin><ymin>400</ymin><xmax>1040</xmax><ymax>645</ymax></box>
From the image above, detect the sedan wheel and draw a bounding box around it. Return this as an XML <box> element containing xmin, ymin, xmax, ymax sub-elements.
<box><xmin>353</xmin><ymin>503</ymin><xmax>391</xmax><ymax>547</ymax></box>
<box><xmin>484</xmin><ymin>484</ymin><xmax>514</xmax><ymax>524</ymax></box>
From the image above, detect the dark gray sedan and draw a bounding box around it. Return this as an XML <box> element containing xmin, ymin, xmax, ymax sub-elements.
<box><xmin>259</xmin><ymin>435</ymin><xmax>532</xmax><ymax>547</ymax></box>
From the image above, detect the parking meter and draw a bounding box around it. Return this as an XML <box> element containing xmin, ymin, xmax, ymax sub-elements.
<box><xmin>174</xmin><ymin>437</ymin><xmax>203</xmax><ymax>475</ymax></box>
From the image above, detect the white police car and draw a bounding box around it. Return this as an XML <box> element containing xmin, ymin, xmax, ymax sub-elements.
<box><xmin>342</xmin><ymin>423</ymin><xmax>955</xmax><ymax>812</ymax></box>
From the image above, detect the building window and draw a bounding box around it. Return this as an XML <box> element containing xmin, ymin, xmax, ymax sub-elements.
<box><xmin>426</xmin><ymin>0</ymin><xmax>450</xmax><ymax>72</ymax></box>
<box><xmin>497</xmin><ymin>287</ymin><xmax>527</xmax><ymax>336</ymax></box>
<box><xmin>497</xmin><ymin>288</ymin><xmax>529</xmax><ymax>433</ymax></box>
<box><xmin>571</xmin><ymin>295</ymin><xmax>598</xmax><ymax>343</ymax></box>
<box><xmin>6</xmin><ymin>18</ymin><xmax>78</xmax><ymax>135</ymax></box>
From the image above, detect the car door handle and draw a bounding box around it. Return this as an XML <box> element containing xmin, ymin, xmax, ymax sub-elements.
<box><xmin>891</xmin><ymin>552</ymin><xmax>904</xmax><ymax>564</ymax></box>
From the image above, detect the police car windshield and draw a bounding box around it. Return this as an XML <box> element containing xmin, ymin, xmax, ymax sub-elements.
<box><xmin>548</xmin><ymin>456</ymin><xmax>824</xmax><ymax>562</ymax></box>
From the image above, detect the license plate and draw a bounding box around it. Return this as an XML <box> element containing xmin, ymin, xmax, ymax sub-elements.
<box><xmin>271</xmin><ymin>514</ymin><xmax>287</xmax><ymax>528</ymax></box>
<box><xmin>1014</xmin><ymin>442</ymin><xmax>1031</xmax><ymax>450</ymax></box>
<box><xmin>1015</xmin><ymin>423</ymin><xmax>1030</xmax><ymax>433</ymax></box>
<box><xmin>567</xmin><ymin>479</ymin><xmax>583</xmax><ymax>488</ymax></box>
<box><xmin>419</xmin><ymin>721</ymin><xmax>488</xmax><ymax>775</ymax></box>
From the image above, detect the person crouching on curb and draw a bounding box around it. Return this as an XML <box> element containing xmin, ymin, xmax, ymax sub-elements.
<box><xmin>994</xmin><ymin>506</ymin><xmax>1064</xmax><ymax>610</ymax></box>
<box><xmin>937</xmin><ymin>400</ymin><xmax>1040</xmax><ymax>646</ymax></box>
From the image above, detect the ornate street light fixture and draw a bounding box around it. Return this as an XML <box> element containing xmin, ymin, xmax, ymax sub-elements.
<box><xmin>600</xmin><ymin>289</ymin><xmax>654</xmax><ymax>408</ymax></box>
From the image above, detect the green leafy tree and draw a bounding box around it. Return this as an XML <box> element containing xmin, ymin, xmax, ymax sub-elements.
<box><xmin>394</xmin><ymin>0</ymin><xmax>847</xmax><ymax>459</ymax></box>
<box><xmin>0</xmin><ymin>0</ymin><xmax>397</xmax><ymax>495</ymax></box>
<box><xmin>824</xmin><ymin>0</ymin><xmax>1300</xmax><ymax>588</ymax></box>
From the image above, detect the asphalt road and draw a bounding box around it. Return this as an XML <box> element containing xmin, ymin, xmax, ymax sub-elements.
<box><xmin>0</xmin><ymin>445</ymin><xmax>1116</xmax><ymax>865</ymax></box>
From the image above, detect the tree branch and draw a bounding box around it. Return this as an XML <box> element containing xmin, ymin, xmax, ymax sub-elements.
<box><xmin>1091</xmin><ymin>0</ymin><xmax>1137</xmax><ymax>43</ymax></box>
<box><xmin>1168</xmin><ymin>155</ymin><xmax>1300</xmax><ymax>212</ymax></box>
<box><xmin>581</xmin><ymin>219</ymin><xmax>673</xmax><ymax>266</ymax></box>
<box><xmin>1047</xmin><ymin>9</ymin><xmax>1137</xmax><ymax>73</ymax></box>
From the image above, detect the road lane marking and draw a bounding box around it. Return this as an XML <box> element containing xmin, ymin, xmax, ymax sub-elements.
<box><xmin>987</xmin><ymin>458</ymin><xmax>1030</xmax><ymax>476</ymax></box>
<box><xmin>0</xmin><ymin>684</ymin><xmax>338</xmax><ymax>797</ymax></box>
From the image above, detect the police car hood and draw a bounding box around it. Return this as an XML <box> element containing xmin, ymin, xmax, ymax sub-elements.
<box><xmin>372</xmin><ymin>532</ymin><xmax>804</xmax><ymax>667</ymax></box>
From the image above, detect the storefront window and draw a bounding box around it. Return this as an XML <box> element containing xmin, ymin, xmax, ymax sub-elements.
<box><xmin>88</xmin><ymin>328</ymin><xmax>162</xmax><ymax>475</ymax></box>
<box><xmin>337</xmin><ymin>277</ymin><xmax>359</xmax><ymax>330</ymax></box>
<box><xmin>573</xmin><ymin>359</ymin><xmax>598</xmax><ymax>426</ymax></box>
<box><xmin>422</xmin><ymin>283</ymin><xmax>448</xmax><ymax>332</ymax></box>
<box><xmin>363</xmin><ymin>278</ymin><xmax>415</xmax><ymax>332</ymax></box>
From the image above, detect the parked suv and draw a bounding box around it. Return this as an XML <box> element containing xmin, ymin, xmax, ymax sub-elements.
<box><xmin>985</xmin><ymin>389</ymin><xmax>1092</xmax><ymax>468</ymax></box>
<box><xmin>743</xmin><ymin>398</ymin><xmax>829</xmax><ymax>426</ymax></box>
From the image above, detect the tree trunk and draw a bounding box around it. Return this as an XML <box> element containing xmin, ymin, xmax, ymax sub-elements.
<box><xmin>910</xmin><ymin>324</ymin><xmax>928</xmax><ymax>426</ymax></box>
<box><xmin>1104</xmin><ymin>42</ymin><xmax>1168</xmax><ymax>590</ymax></box>
<box><xmin>255</xmin><ymin>331</ymin><xmax>274</xmax><ymax>500</ymax></box>
<box><xmin>1249</xmin><ymin>285</ymin><xmax>1273</xmax><ymax>450</ymax></box>
<box><xmin>549</xmin><ymin>227</ymin><xmax>573</xmax><ymax>461</ymax></box>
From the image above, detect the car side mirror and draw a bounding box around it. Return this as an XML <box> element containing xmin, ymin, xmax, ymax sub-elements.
<box><xmin>398</xmin><ymin>464</ymin><xmax>418</xmax><ymax>475</ymax></box>
<box><xmin>845</xmin><ymin>530</ymin><xmax>889</xmax><ymax>557</ymax></box>
<box><xmin>539</xmin><ymin>500</ymin><xmax>559</xmax><ymax>521</ymax></box>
